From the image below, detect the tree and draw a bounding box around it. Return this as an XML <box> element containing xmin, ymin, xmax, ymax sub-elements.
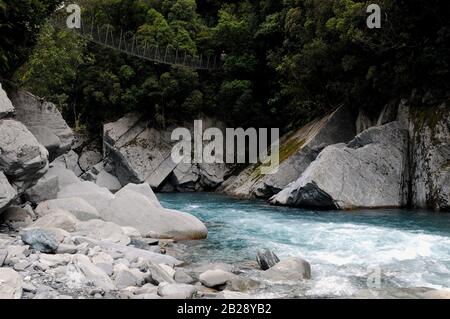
<box><xmin>0</xmin><ymin>0</ymin><xmax>61</xmax><ymax>78</ymax></box>
<box><xmin>15</xmin><ymin>24</ymin><xmax>90</xmax><ymax>128</ymax></box>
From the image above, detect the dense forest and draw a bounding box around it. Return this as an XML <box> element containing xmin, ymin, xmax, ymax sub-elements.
<box><xmin>1</xmin><ymin>0</ymin><xmax>449</xmax><ymax>133</ymax></box>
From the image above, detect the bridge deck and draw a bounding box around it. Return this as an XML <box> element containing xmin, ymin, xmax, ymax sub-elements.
<box><xmin>51</xmin><ymin>17</ymin><xmax>218</xmax><ymax>70</ymax></box>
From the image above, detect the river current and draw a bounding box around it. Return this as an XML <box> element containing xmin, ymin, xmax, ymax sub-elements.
<box><xmin>158</xmin><ymin>193</ymin><xmax>450</xmax><ymax>298</ymax></box>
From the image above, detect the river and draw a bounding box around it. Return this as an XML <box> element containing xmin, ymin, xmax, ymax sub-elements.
<box><xmin>158</xmin><ymin>192</ymin><xmax>450</xmax><ymax>298</ymax></box>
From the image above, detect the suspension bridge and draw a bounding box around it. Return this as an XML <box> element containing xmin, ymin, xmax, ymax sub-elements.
<box><xmin>51</xmin><ymin>16</ymin><xmax>219</xmax><ymax>71</ymax></box>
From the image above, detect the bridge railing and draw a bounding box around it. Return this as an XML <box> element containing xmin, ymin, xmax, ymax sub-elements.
<box><xmin>50</xmin><ymin>16</ymin><xmax>218</xmax><ymax>70</ymax></box>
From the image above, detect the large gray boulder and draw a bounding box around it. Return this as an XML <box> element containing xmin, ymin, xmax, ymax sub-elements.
<box><xmin>36</xmin><ymin>197</ymin><xmax>100</xmax><ymax>221</ymax></box>
<box><xmin>0</xmin><ymin>83</ymin><xmax>14</xmax><ymax>119</ymax></box>
<box><xmin>9</xmin><ymin>89</ymin><xmax>74</xmax><ymax>158</ymax></box>
<box><xmin>103</xmin><ymin>113</ymin><xmax>167</xmax><ymax>186</ymax></box>
<box><xmin>100</xmin><ymin>187</ymin><xmax>207</xmax><ymax>240</ymax></box>
<box><xmin>28</xmin><ymin>126</ymin><xmax>61</xmax><ymax>158</ymax></box>
<box><xmin>23</xmin><ymin>174</ymin><xmax>58</xmax><ymax>204</ymax></box>
<box><xmin>95</xmin><ymin>170</ymin><xmax>122</xmax><ymax>192</ymax></box>
<box><xmin>119</xmin><ymin>183</ymin><xmax>162</xmax><ymax>208</ymax></box>
<box><xmin>409</xmin><ymin>105</ymin><xmax>450</xmax><ymax>211</ymax></box>
<box><xmin>0</xmin><ymin>172</ymin><xmax>16</xmax><ymax>212</ymax></box>
<box><xmin>169</xmin><ymin>162</ymin><xmax>227</xmax><ymax>192</ymax></box>
<box><xmin>103</xmin><ymin>114</ymin><xmax>228</xmax><ymax>191</ymax></box>
<box><xmin>221</xmin><ymin>105</ymin><xmax>356</xmax><ymax>198</ymax></box>
<box><xmin>256</xmin><ymin>249</ymin><xmax>280</xmax><ymax>270</ymax></box>
<box><xmin>46</xmin><ymin>166</ymin><xmax>80</xmax><ymax>190</ymax></box>
<box><xmin>57</xmin><ymin>181</ymin><xmax>114</xmax><ymax>212</ymax></box>
<box><xmin>0</xmin><ymin>119</ymin><xmax>49</xmax><ymax>192</ymax></box>
<box><xmin>271</xmin><ymin>122</ymin><xmax>409</xmax><ymax>209</ymax></box>
<box><xmin>262</xmin><ymin>257</ymin><xmax>311</xmax><ymax>282</ymax></box>
<box><xmin>28</xmin><ymin>209</ymin><xmax>79</xmax><ymax>232</ymax></box>
<box><xmin>51</xmin><ymin>150</ymin><xmax>83</xmax><ymax>177</ymax></box>
<box><xmin>171</xmin><ymin>162</ymin><xmax>201</xmax><ymax>192</ymax></box>
<box><xmin>199</xmin><ymin>269</ymin><xmax>235</xmax><ymax>288</ymax></box>
<box><xmin>74</xmin><ymin>219</ymin><xmax>130</xmax><ymax>245</ymax></box>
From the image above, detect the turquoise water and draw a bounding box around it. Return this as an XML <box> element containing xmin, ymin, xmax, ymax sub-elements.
<box><xmin>158</xmin><ymin>193</ymin><xmax>450</xmax><ymax>298</ymax></box>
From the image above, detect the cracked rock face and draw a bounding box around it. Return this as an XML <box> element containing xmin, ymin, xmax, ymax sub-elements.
<box><xmin>410</xmin><ymin>108</ymin><xmax>450</xmax><ymax>211</ymax></box>
<box><xmin>271</xmin><ymin>122</ymin><xmax>409</xmax><ymax>209</ymax></box>
<box><xmin>9</xmin><ymin>89</ymin><xmax>74</xmax><ymax>160</ymax></box>
<box><xmin>0</xmin><ymin>83</ymin><xmax>15</xmax><ymax>119</ymax></box>
<box><xmin>0</xmin><ymin>119</ymin><xmax>49</xmax><ymax>193</ymax></box>
<box><xmin>0</xmin><ymin>172</ymin><xmax>17</xmax><ymax>212</ymax></box>
<box><xmin>103</xmin><ymin>113</ymin><xmax>228</xmax><ymax>191</ymax></box>
<box><xmin>221</xmin><ymin>105</ymin><xmax>356</xmax><ymax>199</ymax></box>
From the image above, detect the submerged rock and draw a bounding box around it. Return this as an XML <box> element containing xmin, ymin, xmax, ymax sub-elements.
<box><xmin>199</xmin><ymin>269</ymin><xmax>235</xmax><ymax>288</ymax></box>
<box><xmin>271</xmin><ymin>122</ymin><xmax>409</xmax><ymax>209</ymax></box>
<box><xmin>228</xmin><ymin>277</ymin><xmax>262</xmax><ymax>292</ymax></box>
<box><xmin>262</xmin><ymin>257</ymin><xmax>311</xmax><ymax>282</ymax></box>
<box><xmin>256</xmin><ymin>248</ymin><xmax>280</xmax><ymax>270</ymax></box>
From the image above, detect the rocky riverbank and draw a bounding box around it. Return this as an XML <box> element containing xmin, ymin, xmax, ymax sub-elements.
<box><xmin>1</xmin><ymin>82</ymin><xmax>449</xmax><ymax>299</ymax></box>
<box><xmin>0</xmin><ymin>84</ymin><xmax>316</xmax><ymax>299</ymax></box>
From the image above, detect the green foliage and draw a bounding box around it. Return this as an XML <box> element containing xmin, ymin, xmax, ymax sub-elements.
<box><xmin>15</xmin><ymin>24</ymin><xmax>90</xmax><ymax>128</ymax></box>
<box><xmin>275</xmin><ymin>0</ymin><xmax>450</xmax><ymax>125</ymax></box>
<box><xmin>7</xmin><ymin>0</ymin><xmax>449</xmax><ymax>134</ymax></box>
<box><xmin>0</xmin><ymin>0</ymin><xmax>61</xmax><ymax>77</ymax></box>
